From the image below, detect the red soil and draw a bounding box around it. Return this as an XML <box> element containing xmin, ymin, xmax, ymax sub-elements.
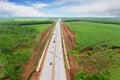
<box><xmin>20</xmin><ymin>23</ymin><xmax>55</xmax><ymax>80</ymax></box>
<box><xmin>61</xmin><ymin>22</ymin><xmax>79</xmax><ymax>80</ymax></box>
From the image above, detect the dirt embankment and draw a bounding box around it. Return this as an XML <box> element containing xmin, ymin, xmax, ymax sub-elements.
<box><xmin>61</xmin><ymin>22</ymin><xmax>79</xmax><ymax>80</ymax></box>
<box><xmin>61</xmin><ymin>22</ymin><xmax>75</xmax><ymax>49</ymax></box>
<box><xmin>21</xmin><ymin>23</ymin><xmax>55</xmax><ymax>80</ymax></box>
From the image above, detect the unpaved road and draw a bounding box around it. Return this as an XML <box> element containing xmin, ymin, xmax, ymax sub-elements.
<box><xmin>37</xmin><ymin>18</ymin><xmax>67</xmax><ymax>80</ymax></box>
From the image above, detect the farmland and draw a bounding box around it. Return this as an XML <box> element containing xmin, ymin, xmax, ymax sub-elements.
<box><xmin>64</xmin><ymin>18</ymin><xmax>120</xmax><ymax>80</ymax></box>
<box><xmin>0</xmin><ymin>17</ymin><xmax>120</xmax><ymax>80</ymax></box>
<box><xmin>0</xmin><ymin>18</ymin><xmax>53</xmax><ymax>80</ymax></box>
<box><xmin>66</xmin><ymin>21</ymin><xmax>120</xmax><ymax>49</ymax></box>
<box><xmin>64</xmin><ymin>18</ymin><xmax>120</xmax><ymax>25</ymax></box>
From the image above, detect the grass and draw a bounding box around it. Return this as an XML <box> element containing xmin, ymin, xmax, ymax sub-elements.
<box><xmin>65</xmin><ymin>18</ymin><xmax>120</xmax><ymax>80</ymax></box>
<box><xmin>74</xmin><ymin>47</ymin><xmax>120</xmax><ymax>80</ymax></box>
<box><xmin>0</xmin><ymin>18</ymin><xmax>52</xmax><ymax>80</ymax></box>
<box><xmin>105</xmin><ymin>50</ymin><xmax>120</xmax><ymax>80</ymax></box>
<box><xmin>22</xmin><ymin>24</ymin><xmax>50</xmax><ymax>37</ymax></box>
<box><xmin>0</xmin><ymin>49</ymin><xmax>32</xmax><ymax>80</ymax></box>
<box><xmin>63</xmin><ymin>18</ymin><xmax>120</xmax><ymax>25</ymax></box>
<box><xmin>109</xmin><ymin>66</ymin><xmax>120</xmax><ymax>80</ymax></box>
<box><xmin>75</xmin><ymin>70</ymin><xmax>109</xmax><ymax>80</ymax></box>
<box><xmin>66</xmin><ymin>21</ymin><xmax>120</xmax><ymax>49</ymax></box>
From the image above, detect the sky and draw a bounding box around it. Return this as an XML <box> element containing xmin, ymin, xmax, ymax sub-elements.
<box><xmin>0</xmin><ymin>0</ymin><xmax>120</xmax><ymax>17</ymax></box>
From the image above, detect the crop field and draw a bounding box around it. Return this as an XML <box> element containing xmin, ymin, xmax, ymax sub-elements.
<box><xmin>66</xmin><ymin>21</ymin><xmax>120</xmax><ymax>49</ymax></box>
<box><xmin>0</xmin><ymin>18</ymin><xmax>53</xmax><ymax>80</ymax></box>
<box><xmin>63</xmin><ymin>18</ymin><xmax>120</xmax><ymax>25</ymax></box>
<box><xmin>64</xmin><ymin>18</ymin><xmax>120</xmax><ymax>80</ymax></box>
<box><xmin>0</xmin><ymin>17</ymin><xmax>120</xmax><ymax>80</ymax></box>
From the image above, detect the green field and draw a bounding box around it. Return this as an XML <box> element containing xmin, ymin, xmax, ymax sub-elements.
<box><xmin>0</xmin><ymin>17</ymin><xmax>120</xmax><ymax>80</ymax></box>
<box><xmin>0</xmin><ymin>18</ymin><xmax>53</xmax><ymax>80</ymax></box>
<box><xmin>63</xmin><ymin>18</ymin><xmax>120</xmax><ymax>25</ymax></box>
<box><xmin>65</xmin><ymin>18</ymin><xmax>120</xmax><ymax>80</ymax></box>
<box><xmin>66</xmin><ymin>20</ymin><xmax>120</xmax><ymax>49</ymax></box>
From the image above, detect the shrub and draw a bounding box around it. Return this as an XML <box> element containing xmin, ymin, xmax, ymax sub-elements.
<box><xmin>75</xmin><ymin>70</ymin><xmax>110</xmax><ymax>80</ymax></box>
<box><xmin>75</xmin><ymin>56</ymin><xmax>81</xmax><ymax>64</ymax></box>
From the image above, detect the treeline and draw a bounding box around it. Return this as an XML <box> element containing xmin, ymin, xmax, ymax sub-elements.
<box><xmin>63</xmin><ymin>18</ymin><xmax>120</xmax><ymax>25</ymax></box>
<box><xmin>0</xmin><ymin>19</ymin><xmax>53</xmax><ymax>26</ymax></box>
<box><xmin>17</xmin><ymin>20</ymin><xmax>53</xmax><ymax>25</ymax></box>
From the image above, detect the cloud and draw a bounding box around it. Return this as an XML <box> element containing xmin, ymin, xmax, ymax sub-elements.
<box><xmin>0</xmin><ymin>0</ymin><xmax>8</xmax><ymax>1</ymax></box>
<box><xmin>0</xmin><ymin>1</ymin><xmax>49</xmax><ymax>17</ymax></box>
<box><xmin>59</xmin><ymin>0</ymin><xmax>120</xmax><ymax>16</ymax></box>
<box><xmin>0</xmin><ymin>0</ymin><xmax>120</xmax><ymax>17</ymax></box>
<box><xmin>53</xmin><ymin>0</ymin><xmax>84</xmax><ymax>5</ymax></box>
<box><xmin>32</xmin><ymin>2</ymin><xmax>50</xmax><ymax>8</ymax></box>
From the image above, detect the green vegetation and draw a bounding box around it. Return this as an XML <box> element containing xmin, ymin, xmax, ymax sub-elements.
<box><xmin>65</xmin><ymin>18</ymin><xmax>120</xmax><ymax>80</ymax></box>
<box><xmin>0</xmin><ymin>49</ymin><xmax>31</xmax><ymax>80</ymax></box>
<box><xmin>66</xmin><ymin>21</ymin><xmax>120</xmax><ymax>49</ymax></box>
<box><xmin>63</xmin><ymin>18</ymin><xmax>120</xmax><ymax>25</ymax></box>
<box><xmin>75</xmin><ymin>70</ymin><xmax>109</xmax><ymax>80</ymax></box>
<box><xmin>0</xmin><ymin>18</ymin><xmax>52</xmax><ymax>80</ymax></box>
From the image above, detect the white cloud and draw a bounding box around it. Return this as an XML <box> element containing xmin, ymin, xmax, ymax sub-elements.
<box><xmin>32</xmin><ymin>3</ymin><xmax>50</xmax><ymax>8</ymax></box>
<box><xmin>0</xmin><ymin>0</ymin><xmax>120</xmax><ymax>17</ymax></box>
<box><xmin>0</xmin><ymin>1</ymin><xmax>49</xmax><ymax>17</ymax></box>
<box><xmin>0</xmin><ymin>0</ymin><xmax>8</xmax><ymax>1</ymax></box>
<box><xmin>53</xmin><ymin>0</ymin><xmax>84</xmax><ymax>5</ymax></box>
<box><xmin>59</xmin><ymin>0</ymin><xmax>120</xmax><ymax>16</ymax></box>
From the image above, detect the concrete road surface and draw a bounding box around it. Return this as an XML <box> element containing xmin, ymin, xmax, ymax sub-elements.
<box><xmin>39</xmin><ymin>18</ymin><xmax>67</xmax><ymax>80</ymax></box>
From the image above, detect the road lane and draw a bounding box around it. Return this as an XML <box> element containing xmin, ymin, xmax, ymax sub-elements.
<box><xmin>38</xmin><ymin>18</ymin><xmax>67</xmax><ymax>80</ymax></box>
<box><xmin>54</xmin><ymin>19</ymin><xmax>67</xmax><ymax>80</ymax></box>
